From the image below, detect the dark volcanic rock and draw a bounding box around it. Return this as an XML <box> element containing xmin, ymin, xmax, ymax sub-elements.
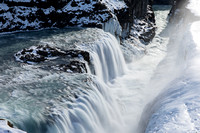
<box><xmin>14</xmin><ymin>45</ymin><xmax>90</xmax><ymax>64</ymax></box>
<box><xmin>0</xmin><ymin>0</ymin><xmax>156</xmax><ymax>44</ymax></box>
<box><xmin>0</xmin><ymin>119</ymin><xmax>13</xmax><ymax>128</ymax></box>
<box><xmin>66</xmin><ymin>50</ymin><xmax>90</xmax><ymax>63</ymax></box>
<box><xmin>126</xmin><ymin>2</ymin><xmax>156</xmax><ymax>44</ymax></box>
<box><xmin>15</xmin><ymin>45</ymin><xmax>67</xmax><ymax>63</ymax></box>
<box><xmin>153</xmin><ymin>0</ymin><xmax>173</xmax><ymax>5</ymax></box>
<box><xmin>0</xmin><ymin>1</ymin><xmax>116</xmax><ymax>32</ymax></box>
<box><xmin>14</xmin><ymin>45</ymin><xmax>90</xmax><ymax>73</ymax></box>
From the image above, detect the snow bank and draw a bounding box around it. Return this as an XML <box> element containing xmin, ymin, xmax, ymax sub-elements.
<box><xmin>0</xmin><ymin>119</ymin><xmax>26</xmax><ymax>133</ymax></box>
<box><xmin>146</xmin><ymin>21</ymin><xmax>200</xmax><ymax>133</ymax></box>
<box><xmin>187</xmin><ymin>0</ymin><xmax>200</xmax><ymax>16</ymax></box>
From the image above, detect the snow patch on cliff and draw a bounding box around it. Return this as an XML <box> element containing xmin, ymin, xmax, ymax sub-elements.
<box><xmin>0</xmin><ymin>4</ymin><xmax>9</xmax><ymax>11</ymax></box>
<box><xmin>42</xmin><ymin>6</ymin><xmax>55</xmax><ymax>15</ymax></box>
<box><xmin>62</xmin><ymin>0</ymin><xmax>95</xmax><ymax>12</ymax></box>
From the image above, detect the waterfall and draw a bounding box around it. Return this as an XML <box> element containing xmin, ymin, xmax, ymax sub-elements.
<box><xmin>44</xmin><ymin>30</ymin><xmax>127</xmax><ymax>133</ymax></box>
<box><xmin>0</xmin><ymin>5</ymin><xmax>174</xmax><ymax>133</ymax></box>
<box><xmin>46</xmin><ymin>77</ymin><xmax>125</xmax><ymax>133</ymax></box>
<box><xmin>90</xmin><ymin>32</ymin><xmax>127</xmax><ymax>82</ymax></box>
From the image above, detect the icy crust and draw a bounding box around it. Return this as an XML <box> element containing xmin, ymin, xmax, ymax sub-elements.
<box><xmin>103</xmin><ymin>16</ymin><xmax>122</xmax><ymax>38</ymax></box>
<box><xmin>0</xmin><ymin>0</ymin><xmax>127</xmax><ymax>33</ymax></box>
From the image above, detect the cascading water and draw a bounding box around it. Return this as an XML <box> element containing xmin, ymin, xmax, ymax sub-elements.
<box><xmin>79</xmin><ymin>32</ymin><xmax>127</xmax><ymax>83</ymax></box>
<box><xmin>46</xmin><ymin>29</ymin><xmax>127</xmax><ymax>133</ymax></box>
<box><xmin>0</xmin><ymin>27</ymin><xmax>128</xmax><ymax>133</ymax></box>
<box><xmin>0</xmin><ymin>3</ymin><xmax>190</xmax><ymax>133</ymax></box>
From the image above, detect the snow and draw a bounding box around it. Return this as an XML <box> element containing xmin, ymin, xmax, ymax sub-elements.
<box><xmin>70</xmin><ymin>16</ymin><xmax>99</xmax><ymax>26</ymax></box>
<box><xmin>187</xmin><ymin>0</ymin><xmax>200</xmax><ymax>16</ymax></box>
<box><xmin>62</xmin><ymin>1</ymin><xmax>95</xmax><ymax>12</ymax></box>
<box><xmin>1</xmin><ymin>12</ymin><xmax>13</xmax><ymax>20</ymax></box>
<box><xmin>145</xmin><ymin>20</ymin><xmax>200</xmax><ymax>133</ymax></box>
<box><xmin>42</xmin><ymin>6</ymin><xmax>55</xmax><ymax>15</ymax></box>
<box><xmin>101</xmin><ymin>0</ymin><xmax>127</xmax><ymax>11</ymax></box>
<box><xmin>0</xmin><ymin>6</ymin><xmax>42</xmax><ymax>31</ymax></box>
<box><xmin>0</xmin><ymin>119</ymin><xmax>26</xmax><ymax>133</ymax></box>
<box><xmin>0</xmin><ymin>4</ymin><xmax>9</xmax><ymax>11</ymax></box>
<box><xmin>0</xmin><ymin>0</ymin><xmax>128</xmax><ymax>34</ymax></box>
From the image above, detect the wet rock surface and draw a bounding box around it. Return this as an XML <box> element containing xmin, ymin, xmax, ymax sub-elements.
<box><xmin>14</xmin><ymin>45</ymin><xmax>90</xmax><ymax>73</ymax></box>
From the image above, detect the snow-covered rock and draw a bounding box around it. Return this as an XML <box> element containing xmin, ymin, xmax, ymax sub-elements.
<box><xmin>0</xmin><ymin>119</ymin><xmax>26</xmax><ymax>133</ymax></box>
<box><xmin>0</xmin><ymin>0</ymin><xmax>156</xmax><ymax>41</ymax></box>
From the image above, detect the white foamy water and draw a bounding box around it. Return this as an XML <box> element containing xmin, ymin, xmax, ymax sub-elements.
<box><xmin>89</xmin><ymin>33</ymin><xmax>127</xmax><ymax>83</ymax></box>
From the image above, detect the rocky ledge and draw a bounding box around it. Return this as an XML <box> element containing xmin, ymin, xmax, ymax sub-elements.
<box><xmin>14</xmin><ymin>45</ymin><xmax>90</xmax><ymax>73</ymax></box>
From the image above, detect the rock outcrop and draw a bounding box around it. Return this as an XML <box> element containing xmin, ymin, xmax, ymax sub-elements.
<box><xmin>14</xmin><ymin>45</ymin><xmax>90</xmax><ymax>73</ymax></box>
<box><xmin>0</xmin><ymin>0</ymin><xmax>156</xmax><ymax>42</ymax></box>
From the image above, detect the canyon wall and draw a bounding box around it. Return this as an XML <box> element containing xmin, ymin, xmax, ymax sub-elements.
<box><xmin>0</xmin><ymin>0</ymin><xmax>155</xmax><ymax>42</ymax></box>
